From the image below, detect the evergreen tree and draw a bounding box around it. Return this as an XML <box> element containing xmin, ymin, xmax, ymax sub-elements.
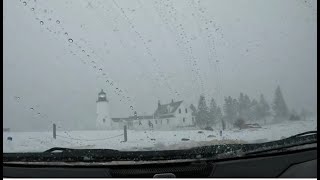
<box><xmin>249</xmin><ymin>99</ymin><xmax>259</xmax><ymax>121</ymax></box>
<box><xmin>238</xmin><ymin>93</ymin><xmax>251</xmax><ymax>120</ymax></box>
<box><xmin>258</xmin><ymin>94</ymin><xmax>270</xmax><ymax>124</ymax></box>
<box><xmin>208</xmin><ymin>98</ymin><xmax>218</xmax><ymax>126</ymax></box>
<box><xmin>216</xmin><ymin>106</ymin><xmax>223</xmax><ymax>121</ymax></box>
<box><xmin>196</xmin><ymin>95</ymin><xmax>210</xmax><ymax>128</ymax></box>
<box><xmin>300</xmin><ymin>108</ymin><xmax>308</xmax><ymax>121</ymax></box>
<box><xmin>272</xmin><ymin>86</ymin><xmax>289</xmax><ymax>121</ymax></box>
<box><xmin>238</xmin><ymin>93</ymin><xmax>246</xmax><ymax>118</ymax></box>
<box><xmin>223</xmin><ymin>96</ymin><xmax>238</xmax><ymax>124</ymax></box>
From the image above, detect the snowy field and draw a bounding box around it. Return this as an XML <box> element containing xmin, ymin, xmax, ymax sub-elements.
<box><xmin>3</xmin><ymin>119</ymin><xmax>317</xmax><ymax>153</ymax></box>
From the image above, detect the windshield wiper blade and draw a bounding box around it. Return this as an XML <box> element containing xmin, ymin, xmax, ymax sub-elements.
<box><xmin>4</xmin><ymin>147</ymin><xmax>121</xmax><ymax>162</ymax></box>
<box><xmin>44</xmin><ymin>147</ymin><xmax>78</xmax><ymax>153</ymax></box>
<box><xmin>42</xmin><ymin>147</ymin><xmax>120</xmax><ymax>157</ymax></box>
<box><xmin>244</xmin><ymin>131</ymin><xmax>317</xmax><ymax>156</ymax></box>
<box><xmin>43</xmin><ymin>147</ymin><xmax>120</xmax><ymax>153</ymax></box>
<box><xmin>289</xmin><ymin>131</ymin><xmax>317</xmax><ymax>138</ymax></box>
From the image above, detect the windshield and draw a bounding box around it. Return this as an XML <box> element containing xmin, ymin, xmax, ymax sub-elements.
<box><xmin>4</xmin><ymin>0</ymin><xmax>317</xmax><ymax>157</ymax></box>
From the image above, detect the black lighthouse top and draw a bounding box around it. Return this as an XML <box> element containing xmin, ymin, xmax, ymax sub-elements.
<box><xmin>97</xmin><ymin>89</ymin><xmax>108</xmax><ymax>102</ymax></box>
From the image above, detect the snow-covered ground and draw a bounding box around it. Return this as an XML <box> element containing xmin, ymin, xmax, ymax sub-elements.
<box><xmin>3</xmin><ymin>119</ymin><xmax>317</xmax><ymax>153</ymax></box>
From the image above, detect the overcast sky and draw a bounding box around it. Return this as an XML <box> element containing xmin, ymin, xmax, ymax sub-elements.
<box><xmin>4</xmin><ymin>0</ymin><xmax>317</xmax><ymax>131</ymax></box>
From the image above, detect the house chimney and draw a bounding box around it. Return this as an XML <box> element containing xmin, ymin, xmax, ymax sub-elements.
<box><xmin>158</xmin><ymin>100</ymin><xmax>161</xmax><ymax>107</ymax></box>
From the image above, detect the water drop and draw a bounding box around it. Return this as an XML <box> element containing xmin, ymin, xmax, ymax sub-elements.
<box><xmin>30</xmin><ymin>107</ymin><xmax>34</xmax><ymax>110</ymax></box>
<box><xmin>87</xmin><ymin>54</ymin><xmax>90</xmax><ymax>57</ymax></box>
<box><xmin>99</xmin><ymin>68</ymin><xmax>102</xmax><ymax>71</ymax></box>
<box><xmin>82</xmin><ymin>50</ymin><xmax>85</xmax><ymax>53</ymax></box>
<box><xmin>23</xmin><ymin>1</ymin><xmax>27</xmax><ymax>6</ymax></box>
<box><xmin>31</xmin><ymin>8</ymin><xmax>34</xmax><ymax>11</ymax></box>
<box><xmin>40</xmin><ymin>21</ymin><xmax>44</xmax><ymax>25</ymax></box>
<box><xmin>64</xmin><ymin>32</ymin><xmax>68</xmax><ymax>36</ymax></box>
<box><xmin>68</xmin><ymin>38</ymin><xmax>73</xmax><ymax>43</ymax></box>
<box><xmin>56</xmin><ymin>20</ymin><xmax>60</xmax><ymax>24</ymax></box>
<box><xmin>93</xmin><ymin>66</ymin><xmax>96</xmax><ymax>68</ymax></box>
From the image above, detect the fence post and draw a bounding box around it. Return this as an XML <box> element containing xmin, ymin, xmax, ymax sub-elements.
<box><xmin>124</xmin><ymin>125</ymin><xmax>127</xmax><ymax>142</ymax></box>
<box><xmin>53</xmin><ymin>123</ymin><xmax>56</xmax><ymax>139</ymax></box>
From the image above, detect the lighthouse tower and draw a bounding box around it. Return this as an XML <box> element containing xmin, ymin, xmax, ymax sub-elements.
<box><xmin>96</xmin><ymin>89</ymin><xmax>112</xmax><ymax>129</ymax></box>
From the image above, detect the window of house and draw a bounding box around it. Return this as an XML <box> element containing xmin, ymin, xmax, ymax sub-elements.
<box><xmin>167</xmin><ymin>119</ymin><xmax>169</xmax><ymax>124</ymax></box>
<box><xmin>155</xmin><ymin>120</ymin><xmax>157</xmax><ymax>124</ymax></box>
<box><xmin>185</xmin><ymin>108</ymin><xmax>188</xmax><ymax>113</ymax></box>
<box><xmin>179</xmin><ymin>109</ymin><xmax>181</xmax><ymax>114</ymax></box>
<box><xmin>103</xmin><ymin>118</ymin><xmax>106</xmax><ymax>123</ymax></box>
<box><xmin>183</xmin><ymin>118</ymin><xmax>185</xmax><ymax>123</ymax></box>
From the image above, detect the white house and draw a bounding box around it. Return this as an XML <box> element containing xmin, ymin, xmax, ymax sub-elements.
<box><xmin>95</xmin><ymin>89</ymin><xmax>196</xmax><ymax>130</ymax></box>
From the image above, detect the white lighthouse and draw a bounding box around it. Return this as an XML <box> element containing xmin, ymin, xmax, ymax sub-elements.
<box><xmin>96</xmin><ymin>89</ymin><xmax>112</xmax><ymax>129</ymax></box>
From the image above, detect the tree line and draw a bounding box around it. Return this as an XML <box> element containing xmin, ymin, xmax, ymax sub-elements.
<box><xmin>193</xmin><ymin>86</ymin><xmax>309</xmax><ymax>129</ymax></box>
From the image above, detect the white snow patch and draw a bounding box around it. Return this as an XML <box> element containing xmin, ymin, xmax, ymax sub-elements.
<box><xmin>3</xmin><ymin>119</ymin><xmax>316</xmax><ymax>153</ymax></box>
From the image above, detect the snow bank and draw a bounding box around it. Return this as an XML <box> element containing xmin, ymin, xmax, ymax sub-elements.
<box><xmin>3</xmin><ymin>118</ymin><xmax>316</xmax><ymax>153</ymax></box>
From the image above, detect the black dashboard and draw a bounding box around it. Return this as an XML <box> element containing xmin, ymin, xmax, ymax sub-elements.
<box><xmin>3</xmin><ymin>148</ymin><xmax>317</xmax><ymax>178</ymax></box>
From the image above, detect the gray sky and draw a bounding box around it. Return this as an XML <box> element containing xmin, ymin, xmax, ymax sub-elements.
<box><xmin>4</xmin><ymin>0</ymin><xmax>317</xmax><ymax>131</ymax></box>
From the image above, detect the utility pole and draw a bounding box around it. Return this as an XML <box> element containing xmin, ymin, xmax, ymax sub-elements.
<box><xmin>124</xmin><ymin>125</ymin><xmax>127</xmax><ymax>142</ymax></box>
<box><xmin>53</xmin><ymin>123</ymin><xmax>56</xmax><ymax>139</ymax></box>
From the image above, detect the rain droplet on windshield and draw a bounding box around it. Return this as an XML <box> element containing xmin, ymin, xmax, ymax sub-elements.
<box><xmin>40</xmin><ymin>21</ymin><xmax>44</xmax><ymax>25</ymax></box>
<box><xmin>99</xmin><ymin>68</ymin><xmax>102</xmax><ymax>71</ymax></box>
<box><xmin>23</xmin><ymin>1</ymin><xmax>27</xmax><ymax>6</ymax></box>
<box><xmin>31</xmin><ymin>8</ymin><xmax>34</xmax><ymax>11</ymax></box>
<box><xmin>64</xmin><ymin>32</ymin><xmax>68</xmax><ymax>36</ymax></box>
<box><xmin>56</xmin><ymin>20</ymin><xmax>60</xmax><ymax>24</ymax></box>
<box><xmin>30</xmin><ymin>107</ymin><xmax>34</xmax><ymax>110</ymax></box>
<box><xmin>68</xmin><ymin>38</ymin><xmax>73</xmax><ymax>43</ymax></box>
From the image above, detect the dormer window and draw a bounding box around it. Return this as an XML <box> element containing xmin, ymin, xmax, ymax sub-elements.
<box><xmin>167</xmin><ymin>106</ymin><xmax>171</xmax><ymax>113</ymax></box>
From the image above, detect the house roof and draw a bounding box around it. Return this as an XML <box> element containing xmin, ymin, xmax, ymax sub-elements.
<box><xmin>111</xmin><ymin>100</ymin><xmax>190</xmax><ymax>122</ymax></box>
<box><xmin>154</xmin><ymin>100</ymin><xmax>183</xmax><ymax>116</ymax></box>
<box><xmin>111</xmin><ymin>115</ymin><xmax>154</xmax><ymax>122</ymax></box>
